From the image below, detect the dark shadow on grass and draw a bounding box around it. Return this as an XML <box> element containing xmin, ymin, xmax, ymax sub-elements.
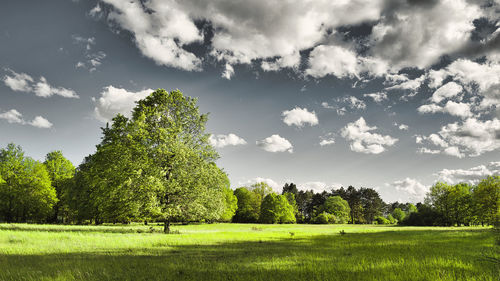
<box><xmin>0</xmin><ymin>230</ymin><xmax>497</xmax><ymax>281</ymax></box>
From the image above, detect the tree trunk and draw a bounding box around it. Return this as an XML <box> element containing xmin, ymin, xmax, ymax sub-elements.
<box><xmin>164</xmin><ymin>220</ymin><xmax>170</xmax><ymax>234</ymax></box>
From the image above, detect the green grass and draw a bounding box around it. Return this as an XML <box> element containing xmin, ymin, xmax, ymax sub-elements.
<box><xmin>0</xmin><ymin>223</ymin><xmax>498</xmax><ymax>281</ymax></box>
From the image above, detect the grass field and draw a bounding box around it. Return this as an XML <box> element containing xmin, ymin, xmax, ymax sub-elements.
<box><xmin>0</xmin><ymin>223</ymin><xmax>498</xmax><ymax>281</ymax></box>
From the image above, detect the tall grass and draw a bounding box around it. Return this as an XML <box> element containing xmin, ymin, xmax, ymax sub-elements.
<box><xmin>0</xmin><ymin>223</ymin><xmax>497</xmax><ymax>280</ymax></box>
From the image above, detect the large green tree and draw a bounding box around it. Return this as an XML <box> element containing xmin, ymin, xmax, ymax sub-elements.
<box><xmin>0</xmin><ymin>144</ymin><xmax>57</xmax><ymax>222</ymax></box>
<box><xmin>259</xmin><ymin>193</ymin><xmax>296</xmax><ymax>224</ymax></box>
<box><xmin>472</xmin><ymin>176</ymin><xmax>499</xmax><ymax>225</ymax></box>
<box><xmin>317</xmin><ymin>196</ymin><xmax>351</xmax><ymax>224</ymax></box>
<box><xmin>44</xmin><ymin>151</ymin><xmax>75</xmax><ymax>222</ymax></box>
<box><xmin>233</xmin><ymin>187</ymin><xmax>261</xmax><ymax>222</ymax></box>
<box><xmin>72</xmin><ymin>89</ymin><xmax>228</xmax><ymax>231</ymax></box>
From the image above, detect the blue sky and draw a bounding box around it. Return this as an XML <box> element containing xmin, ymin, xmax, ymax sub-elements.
<box><xmin>1</xmin><ymin>0</ymin><xmax>499</xmax><ymax>203</ymax></box>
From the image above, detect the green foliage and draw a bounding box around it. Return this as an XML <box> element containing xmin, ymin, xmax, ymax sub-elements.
<box><xmin>70</xmin><ymin>89</ymin><xmax>227</xmax><ymax>230</ymax></box>
<box><xmin>312</xmin><ymin>212</ymin><xmax>336</xmax><ymax>224</ymax></box>
<box><xmin>472</xmin><ymin>176</ymin><xmax>499</xmax><ymax>225</ymax></box>
<box><xmin>407</xmin><ymin>203</ymin><xmax>417</xmax><ymax>214</ymax></box>
<box><xmin>44</xmin><ymin>151</ymin><xmax>75</xmax><ymax>223</ymax></box>
<box><xmin>374</xmin><ymin>216</ymin><xmax>390</xmax><ymax>224</ymax></box>
<box><xmin>0</xmin><ymin>144</ymin><xmax>57</xmax><ymax>222</ymax></box>
<box><xmin>386</xmin><ymin>214</ymin><xmax>397</xmax><ymax>224</ymax></box>
<box><xmin>317</xmin><ymin>196</ymin><xmax>351</xmax><ymax>224</ymax></box>
<box><xmin>233</xmin><ymin>187</ymin><xmax>261</xmax><ymax>223</ymax></box>
<box><xmin>259</xmin><ymin>193</ymin><xmax>296</xmax><ymax>224</ymax></box>
<box><xmin>220</xmin><ymin>185</ymin><xmax>238</xmax><ymax>222</ymax></box>
<box><xmin>392</xmin><ymin>208</ymin><xmax>405</xmax><ymax>223</ymax></box>
<box><xmin>249</xmin><ymin>182</ymin><xmax>273</xmax><ymax>201</ymax></box>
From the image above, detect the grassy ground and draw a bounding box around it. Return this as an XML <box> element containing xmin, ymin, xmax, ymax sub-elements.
<box><xmin>0</xmin><ymin>223</ymin><xmax>498</xmax><ymax>281</ymax></box>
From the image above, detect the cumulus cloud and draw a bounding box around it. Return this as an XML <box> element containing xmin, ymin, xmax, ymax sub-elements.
<box><xmin>436</xmin><ymin>161</ymin><xmax>500</xmax><ymax>184</ymax></box>
<box><xmin>390</xmin><ymin>178</ymin><xmax>429</xmax><ymax>202</ymax></box>
<box><xmin>363</xmin><ymin>92</ymin><xmax>387</xmax><ymax>103</ymax></box>
<box><xmin>341</xmin><ymin>117</ymin><xmax>398</xmax><ymax>154</ymax></box>
<box><xmin>0</xmin><ymin>109</ymin><xmax>53</xmax><ymax>129</ymax></box>
<box><xmin>394</xmin><ymin>123</ymin><xmax>408</xmax><ymax>130</ymax></box>
<box><xmin>417</xmin><ymin>117</ymin><xmax>500</xmax><ymax>157</ymax></box>
<box><xmin>0</xmin><ymin>109</ymin><xmax>24</xmax><ymax>124</ymax></box>
<box><xmin>209</xmin><ymin>133</ymin><xmax>247</xmax><ymax>148</ymax></box>
<box><xmin>29</xmin><ymin>116</ymin><xmax>53</xmax><ymax>129</ymax></box>
<box><xmin>370</xmin><ymin>0</ymin><xmax>482</xmax><ymax>70</ymax></box>
<box><xmin>2</xmin><ymin>69</ymin><xmax>78</xmax><ymax>98</ymax></box>
<box><xmin>237</xmin><ymin>177</ymin><xmax>282</xmax><ymax>192</ymax></box>
<box><xmin>282</xmin><ymin>107</ymin><xmax>318</xmax><ymax>127</ymax></box>
<box><xmin>305</xmin><ymin>45</ymin><xmax>389</xmax><ymax>79</ymax></box>
<box><xmin>319</xmin><ymin>139</ymin><xmax>335</xmax><ymax>146</ymax></box>
<box><xmin>385</xmin><ymin>75</ymin><xmax>426</xmax><ymax>92</ymax></box>
<box><xmin>418</xmin><ymin>101</ymin><xmax>473</xmax><ymax>118</ymax></box>
<box><xmin>93</xmin><ymin>86</ymin><xmax>153</xmax><ymax>122</ymax></box>
<box><xmin>221</xmin><ymin>63</ymin><xmax>234</xmax><ymax>80</ymax></box>
<box><xmin>430</xmin><ymin>82</ymin><xmax>463</xmax><ymax>103</ymax></box>
<box><xmin>256</xmin><ymin>134</ymin><xmax>293</xmax><ymax>153</ymax></box>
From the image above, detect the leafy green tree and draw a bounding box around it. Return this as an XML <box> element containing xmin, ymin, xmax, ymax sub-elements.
<box><xmin>407</xmin><ymin>203</ymin><xmax>418</xmax><ymax>214</ymax></box>
<box><xmin>282</xmin><ymin>183</ymin><xmax>298</xmax><ymax>196</ymax></box>
<box><xmin>295</xmin><ymin>189</ymin><xmax>313</xmax><ymax>222</ymax></box>
<box><xmin>360</xmin><ymin>187</ymin><xmax>384</xmax><ymax>224</ymax></box>
<box><xmin>233</xmin><ymin>187</ymin><xmax>261</xmax><ymax>222</ymax></box>
<box><xmin>250</xmin><ymin>182</ymin><xmax>273</xmax><ymax>200</ymax></box>
<box><xmin>283</xmin><ymin>192</ymin><xmax>299</xmax><ymax>220</ymax></box>
<box><xmin>392</xmin><ymin>208</ymin><xmax>405</xmax><ymax>223</ymax></box>
<box><xmin>313</xmin><ymin>212</ymin><xmax>336</xmax><ymax>224</ymax></box>
<box><xmin>426</xmin><ymin>182</ymin><xmax>453</xmax><ymax>225</ymax></box>
<box><xmin>220</xmin><ymin>185</ymin><xmax>238</xmax><ymax>222</ymax></box>
<box><xmin>259</xmin><ymin>193</ymin><xmax>296</xmax><ymax>224</ymax></box>
<box><xmin>72</xmin><ymin>89</ymin><xmax>227</xmax><ymax>231</ymax></box>
<box><xmin>44</xmin><ymin>151</ymin><xmax>75</xmax><ymax>222</ymax></box>
<box><xmin>472</xmin><ymin>176</ymin><xmax>499</xmax><ymax>225</ymax></box>
<box><xmin>317</xmin><ymin>196</ymin><xmax>350</xmax><ymax>224</ymax></box>
<box><xmin>448</xmin><ymin>183</ymin><xmax>473</xmax><ymax>226</ymax></box>
<box><xmin>345</xmin><ymin>186</ymin><xmax>363</xmax><ymax>224</ymax></box>
<box><xmin>0</xmin><ymin>144</ymin><xmax>57</xmax><ymax>222</ymax></box>
<box><xmin>386</xmin><ymin>214</ymin><xmax>397</xmax><ymax>224</ymax></box>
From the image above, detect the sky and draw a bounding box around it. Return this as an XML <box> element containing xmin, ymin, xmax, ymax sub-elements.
<box><xmin>0</xmin><ymin>0</ymin><xmax>499</xmax><ymax>203</ymax></box>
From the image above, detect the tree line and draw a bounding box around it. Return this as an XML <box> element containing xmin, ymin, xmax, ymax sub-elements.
<box><xmin>0</xmin><ymin>89</ymin><xmax>498</xmax><ymax>231</ymax></box>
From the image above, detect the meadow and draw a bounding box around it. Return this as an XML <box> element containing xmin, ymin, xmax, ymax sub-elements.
<box><xmin>0</xmin><ymin>223</ymin><xmax>498</xmax><ymax>281</ymax></box>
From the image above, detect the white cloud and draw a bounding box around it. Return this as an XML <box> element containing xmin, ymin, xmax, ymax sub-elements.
<box><xmin>209</xmin><ymin>133</ymin><xmax>247</xmax><ymax>148</ymax></box>
<box><xmin>237</xmin><ymin>177</ymin><xmax>282</xmax><ymax>192</ymax></box>
<box><xmin>370</xmin><ymin>0</ymin><xmax>482</xmax><ymax>70</ymax></box>
<box><xmin>391</xmin><ymin>178</ymin><xmax>429</xmax><ymax>203</ymax></box>
<box><xmin>221</xmin><ymin>63</ymin><xmax>234</xmax><ymax>80</ymax></box>
<box><xmin>430</xmin><ymin>82</ymin><xmax>463</xmax><ymax>103</ymax></box>
<box><xmin>2</xmin><ymin>70</ymin><xmax>33</xmax><ymax>92</ymax></box>
<box><xmin>363</xmin><ymin>92</ymin><xmax>387</xmax><ymax>103</ymax></box>
<box><xmin>321</xmin><ymin>102</ymin><xmax>334</xmax><ymax>109</ymax></box>
<box><xmin>341</xmin><ymin>117</ymin><xmax>398</xmax><ymax>154</ymax></box>
<box><xmin>282</xmin><ymin>107</ymin><xmax>318</xmax><ymax>127</ymax></box>
<box><xmin>305</xmin><ymin>45</ymin><xmax>389</xmax><ymax>79</ymax></box>
<box><xmin>34</xmin><ymin>77</ymin><xmax>79</xmax><ymax>98</ymax></box>
<box><xmin>93</xmin><ymin>86</ymin><xmax>153</xmax><ymax>122</ymax></box>
<box><xmin>417</xmin><ymin>118</ymin><xmax>500</xmax><ymax>157</ymax></box>
<box><xmin>103</xmin><ymin>0</ymin><xmax>203</xmax><ymax>71</ymax></box>
<box><xmin>29</xmin><ymin>116</ymin><xmax>53</xmax><ymax>129</ymax></box>
<box><xmin>385</xmin><ymin>75</ymin><xmax>425</xmax><ymax>92</ymax></box>
<box><xmin>256</xmin><ymin>134</ymin><xmax>293</xmax><ymax>153</ymax></box>
<box><xmin>319</xmin><ymin>139</ymin><xmax>335</xmax><ymax>146</ymax></box>
<box><xmin>0</xmin><ymin>109</ymin><xmax>24</xmax><ymax>124</ymax></box>
<box><xmin>261</xmin><ymin>51</ymin><xmax>301</xmax><ymax>72</ymax></box>
<box><xmin>0</xmin><ymin>109</ymin><xmax>53</xmax><ymax>129</ymax></box>
<box><xmin>418</xmin><ymin>101</ymin><xmax>473</xmax><ymax>118</ymax></box>
<box><xmin>299</xmin><ymin>181</ymin><xmax>342</xmax><ymax>193</ymax></box>
<box><xmin>395</xmin><ymin>123</ymin><xmax>408</xmax><ymax>131</ymax></box>
<box><xmin>436</xmin><ymin>161</ymin><xmax>500</xmax><ymax>184</ymax></box>
<box><xmin>2</xmin><ymin>69</ymin><xmax>78</xmax><ymax>98</ymax></box>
